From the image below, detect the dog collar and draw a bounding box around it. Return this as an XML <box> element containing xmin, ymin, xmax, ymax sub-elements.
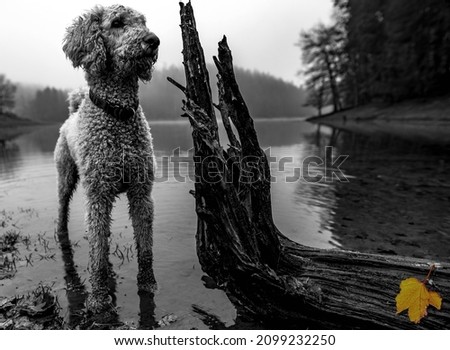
<box><xmin>89</xmin><ymin>89</ymin><xmax>138</xmax><ymax>120</ymax></box>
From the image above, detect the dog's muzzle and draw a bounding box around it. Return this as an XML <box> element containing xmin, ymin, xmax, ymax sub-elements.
<box><xmin>141</xmin><ymin>32</ymin><xmax>160</xmax><ymax>59</ymax></box>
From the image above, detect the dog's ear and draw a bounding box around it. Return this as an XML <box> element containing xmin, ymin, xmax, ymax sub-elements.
<box><xmin>63</xmin><ymin>7</ymin><xmax>107</xmax><ymax>75</ymax></box>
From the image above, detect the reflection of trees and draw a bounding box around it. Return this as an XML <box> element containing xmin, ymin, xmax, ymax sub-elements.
<box><xmin>0</xmin><ymin>125</ymin><xmax>57</xmax><ymax>180</ymax></box>
<box><xmin>0</xmin><ymin>141</ymin><xmax>20</xmax><ymax>180</ymax></box>
<box><xmin>13</xmin><ymin>125</ymin><xmax>61</xmax><ymax>153</ymax></box>
<box><xmin>308</xmin><ymin>124</ymin><xmax>450</xmax><ymax>261</ymax></box>
<box><xmin>254</xmin><ymin>120</ymin><xmax>317</xmax><ymax>147</ymax></box>
<box><xmin>292</xmin><ymin>139</ymin><xmax>339</xmax><ymax>246</ymax></box>
<box><xmin>303</xmin><ymin>124</ymin><xmax>342</xmax><ymax>150</ymax></box>
<box><xmin>0</xmin><ymin>126</ymin><xmax>35</xmax><ymax>142</ymax></box>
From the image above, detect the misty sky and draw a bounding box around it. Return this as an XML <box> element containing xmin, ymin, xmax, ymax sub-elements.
<box><xmin>0</xmin><ymin>0</ymin><xmax>332</xmax><ymax>89</ymax></box>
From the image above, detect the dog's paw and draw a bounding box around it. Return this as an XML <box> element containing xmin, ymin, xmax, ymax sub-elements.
<box><xmin>86</xmin><ymin>293</ymin><xmax>117</xmax><ymax>314</ymax></box>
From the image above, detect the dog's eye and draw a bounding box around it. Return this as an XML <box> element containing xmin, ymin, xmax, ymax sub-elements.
<box><xmin>111</xmin><ymin>19</ymin><xmax>125</xmax><ymax>28</ymax></box>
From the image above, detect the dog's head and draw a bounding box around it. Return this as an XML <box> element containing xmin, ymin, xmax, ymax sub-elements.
<box><xmin>63</xmin><ymin>5</ymin><xmax>159</xmax><ymax>81</ymax></box>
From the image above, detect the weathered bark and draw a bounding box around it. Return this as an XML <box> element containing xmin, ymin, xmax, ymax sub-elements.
<box><xmin>169</xmin><ymin>1</ymin><xmax>450</xmax><ymax>329</ymax></box>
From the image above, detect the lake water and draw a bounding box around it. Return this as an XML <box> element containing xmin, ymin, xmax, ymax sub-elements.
<box><xmin>1</xmin><ymin>118</ymin><xmax>449</xmax><ymax>329</ymax></box>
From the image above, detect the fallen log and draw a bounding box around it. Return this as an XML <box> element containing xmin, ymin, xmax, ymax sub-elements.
<box><xmin>169</xmin><ymin>1</ymin><xmax>450</xmax><ymax>329</ymax></box>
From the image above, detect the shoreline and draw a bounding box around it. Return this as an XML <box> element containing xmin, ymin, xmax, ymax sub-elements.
<box><xmin>0</xmin><ymin>113</ymin><xmax>40</xmax><ymax>128</ymax></box>
<box><xmin>306</xmin><ymin>96</ymin><xmax>450</xmax><ymax>144</ymax></box>
<box><xmin>0</xmin><ymin>114</ymin><xmax>52</xmax><ymax>142</ymax></box>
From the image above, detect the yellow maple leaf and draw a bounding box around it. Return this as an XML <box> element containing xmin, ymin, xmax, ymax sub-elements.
<box><xmin>396</xmin><ymin>277</ymin><xmax>442</xmax><ymax>324</ymax></box>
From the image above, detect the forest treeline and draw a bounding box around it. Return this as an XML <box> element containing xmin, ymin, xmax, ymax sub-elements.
<box><xmin>7</xmin><ymin>66</ymin><xmax>311</xmax><ymax>122</ymax></box>
<box><xmin>300</xmin><ymin>0</ymin><xmax>450</xmax><ymax>115</ymax></box>
<box><xmin>0</xmin><ymin>74</ymin><xmax>16</xmax><ymax>115</ymax></box>
<box><xmin>141</xmin><ymin>65</ymin><xmax>313</xmax><ymax>120</ymax></box>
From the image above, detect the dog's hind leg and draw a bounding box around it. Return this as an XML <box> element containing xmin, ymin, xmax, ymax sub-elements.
<box><xmin>55</xmin><ymin>134</ymin><xmax>79</xmax><ymax>235</ymax></box>
<box><xmin>127</xmin><ymin>183</ymin><xmax>156</xmax><ymax>293</ymax></box>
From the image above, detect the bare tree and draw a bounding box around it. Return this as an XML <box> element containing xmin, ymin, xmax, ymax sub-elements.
<box><xmin>298</xmin><ymin>24</ymin><xmax>343</xmax><ymax>112</ymax></box>
<box><xmin>304</xmin><ymin>72</ymin><xmax>328</xmax><ymax>116</ymax></box>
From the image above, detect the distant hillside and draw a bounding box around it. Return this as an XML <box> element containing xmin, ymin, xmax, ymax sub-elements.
<box><xmin>140</xmin><ymin>65</ymin><xmax>314</xmax><ymax>120</ymax></box>
<box><xmin>13</xmin><ymin>66</ymin><xmax>312</xmax><ymax>122</ymax></box>
<box><xmin>223</xmin><ymin>66</ymin><xmax>313</xmax><ymax>118</ymax></box>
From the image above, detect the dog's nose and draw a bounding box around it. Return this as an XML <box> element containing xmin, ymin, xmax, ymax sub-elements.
<box><xmin>143</xmin><ymin>32</ymin><xmax>160</xmax><ymax>50</ymax></box>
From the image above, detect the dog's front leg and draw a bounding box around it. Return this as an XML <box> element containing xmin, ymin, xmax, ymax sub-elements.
<box><xmin>84</xmin><ymin>183</ymin><xmax>116</xmax><ymax>312</ymax></box>
<box><xmin>127</xmin><ymin>183</ymin><xmax>156</xmax><ymax>293</ymax></box>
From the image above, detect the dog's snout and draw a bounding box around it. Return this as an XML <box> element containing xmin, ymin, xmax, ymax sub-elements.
<box><xmin>143</xmin><ymin>33</ymin><xmax>160</xmax><ymax>50</ymax></box>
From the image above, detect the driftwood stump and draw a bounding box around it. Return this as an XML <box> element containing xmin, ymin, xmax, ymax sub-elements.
<box><xmin>169</xmin><ymin>1</ymin><xmax>450</xmax><ymax>329</ymax></box>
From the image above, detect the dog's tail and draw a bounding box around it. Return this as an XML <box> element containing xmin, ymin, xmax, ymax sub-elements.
<box><xmin>67</xmin><ymin>87</ymin><xmax>88</xmax><ymax>114</ymax></box>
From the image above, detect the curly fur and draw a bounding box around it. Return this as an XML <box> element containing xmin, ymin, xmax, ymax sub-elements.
<box><xmin>55</xmin><ymin>4</ymin><xmax>159</xmax><ymax>313</ymax></box>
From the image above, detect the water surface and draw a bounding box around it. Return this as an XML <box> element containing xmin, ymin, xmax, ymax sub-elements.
<box><xmin>1</xmin><ymin>119</ymin><xmax>449</xmax><ymax>328</ymax></box>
